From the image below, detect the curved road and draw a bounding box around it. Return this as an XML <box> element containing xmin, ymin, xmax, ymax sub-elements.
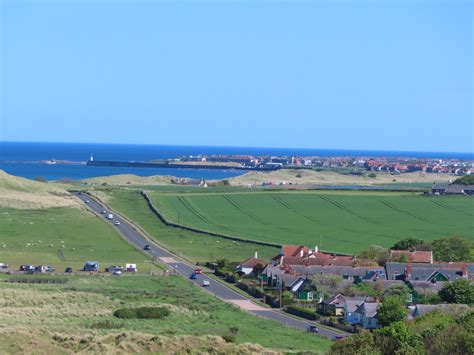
<box><xmin>77</xmin><ymin>192</ymin><xmax>348</xmax><ymax>340</ymax></box>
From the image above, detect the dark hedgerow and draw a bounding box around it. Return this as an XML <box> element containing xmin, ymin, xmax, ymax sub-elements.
<box><xmin>113</xmin><ymin>307</ymin><xmax>170</xmax><ymax>319</ymax></box>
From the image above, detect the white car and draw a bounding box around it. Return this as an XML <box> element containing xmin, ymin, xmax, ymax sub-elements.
<box><xmin>114</xmin><ymin>221</ymin><xmax>121</xmax><ymax>226</ymax></box>
<box><xmin>112</xmin><ymin>270</ymin><xmax>122</xmax><ymax>276</ymax></box>
<box><xmin>202</xmin><ymin>279</ymin><xmax>210</xmax><ymax>287</ymax></box>
<box><xmin>85</xmin><ymin>200</ymin><xmax>90</xmax><ymax>203</ymax></box>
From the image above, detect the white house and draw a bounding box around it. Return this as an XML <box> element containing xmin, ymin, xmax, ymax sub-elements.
<box><xmin>343</xmin><ymin>297</ymin><xmax>366</xmax><ymax>324</ymax></box>
<box><xmin>236</xmin><ymin>252</ymin><xmax>264</xmax><ymax>275</ymax></box>
<box><xmin>354</xmin><ymin>302</ymin><xmax>381</xmax><ymax>329</ymax></box>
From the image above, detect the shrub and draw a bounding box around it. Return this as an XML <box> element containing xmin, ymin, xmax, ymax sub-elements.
<box><xmin>368</xmin><ymin>173</ymin><xmax>377</xmax><ymax>178</ymax></box>
<box><xmin>439</xmin><ymin>279</ymin><xmax>474</xmax><ymax>304</ymax></box>
<box><xmin>113</xmin><ymin>307</ymin><xmax>170</xmax><ymax>319</ymax></box>
<box><xmin>285</xmin><ymin>305</ymin><xmax>320</xmax><ymax>320</ymax></box>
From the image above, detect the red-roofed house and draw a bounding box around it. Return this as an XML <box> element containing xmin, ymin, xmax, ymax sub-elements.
<box><xmin>391</xmin><ymin>250</ymin><xmax>433</xmax><ymax>264</ymax></box>
<box><xmin>236</xmin><ymin>252</ymin><xmax>265</xmax><ymax>275</ymax></box>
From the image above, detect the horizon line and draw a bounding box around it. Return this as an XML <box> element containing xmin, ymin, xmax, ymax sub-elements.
<box><xmin>1</xmin><ymin>140</ymin><xmax>473</xmax><ymax>156</ymax></box>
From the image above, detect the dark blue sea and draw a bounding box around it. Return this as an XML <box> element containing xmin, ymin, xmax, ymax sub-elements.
<box><xmin>0</xmin><ymin>142</ymin><xmax>472</xmax><ymax>181</ymax></box>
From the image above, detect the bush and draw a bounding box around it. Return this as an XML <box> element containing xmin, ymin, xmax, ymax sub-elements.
<box><xmin>368</xmin><ymin>173</ymin><xmax>377</xmax><ymax>178</ymax></box>
<box><xmin>113</xmin><ymin>307</ymin><xmax>170</xmax><ymax>319</ymax></box>
<box><xmin>439</xmin><ymin>279</ymin><xmax>474</xmax><ymax>304</ymax></box>
<box><xmin>286</xmin><ymin>305</ymin><xmax>320</xmax><ymax>320</ymax></box>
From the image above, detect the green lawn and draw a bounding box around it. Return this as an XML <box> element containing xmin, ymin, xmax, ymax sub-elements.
<box><xmin>107</xmin><ymin>190</ymin><xmax>279</xmax><ymax>263</ymax></box>
<box><xmin>0</xmin><ymin>274</ymin><xmax>330</xmax><ymax>353</ymax></box>
<box><xmin>149</xmin><ymin>190</ymin><xmax>474</xmax><ymax>254</ymax></box>
<box><xmin>0</xmin><ymin>207</ymin><xmax>159</xmax><ymax>272</ymax></box>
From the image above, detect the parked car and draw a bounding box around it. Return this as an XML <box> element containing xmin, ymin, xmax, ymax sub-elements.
<box><xmin>65</xmin><ymin>267</ymin><xmax>73</xmax><ymax>273</ymax></box>
<box><xmin>144</xmin><ymin>244</ymin><xmax>151</xmax><ymax>251</ymax></box>
<box><xmin>332</xmin><ymin>335</ymin><xmax>348</xmax><ymax>341</ymax></box>
<box><xmin>0</xmin><ymin>263</ymin><xmax>8</xmax><ymax>269</ymax></box>
<box><xmin>114</xmin><ymin>220</ymin><xmax>121</xmax><ymax>226</ymax></box>
<box><xmin>202</xmin><ymin>279</ymin><xmax>210</xmax><ymax>287</ymax></box>
<box><xmin>190</xmin><ymin>273</ymin><xmax>197</xmax><ymax>280</ymax></box>
<box><xmin>20</xmin><ymin>264</ymin><xmax>31</xmax><ymax>272</ymax></box>
<box><xmin>100</xmin><ymin>210</ymin><xmax>107</xmax><ymax>214</ymax></box>
<box><xmin>83</xmin><ymin>261</ymin><xmax>99</xmax><ymax>272</ymax></box>
<box><xmin>46</xmin><ymin>266</ymin><xmax>55</xmax><ymax>272</ymax></box>
<box><xmin>105</xmin><ymin>265</ymin><xmax>123</xmax><ymax>273</ymax></box>
<box><xmin>112</xmin><ymin>270</ymin><xmax>122</xmax><ymax>276</ymax></box>
<box><xmin>307</xmin><ymin>325</ymin><xmax>319</xmax><ymax>333</ymax></box>
<box><xmin>194</xmin><ymin>268</ymin><xmax>203</xmax><ymax>275</ymax></box>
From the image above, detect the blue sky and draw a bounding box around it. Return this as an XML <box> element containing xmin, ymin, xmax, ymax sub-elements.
<box><xmin>1</xmin><ymin>0</ymin><xmax>472</xmax><ymax>152</ymax></box>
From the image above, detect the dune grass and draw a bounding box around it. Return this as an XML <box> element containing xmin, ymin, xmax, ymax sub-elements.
<box><xmin>0</xmin><ymin>207</ymin><xmax>159</xmax><ymax>272</ymax></box>
<box><xmin>0</xmin><ymin>274</ymin><xmax>330</xmax><ymax>353</ymax></box>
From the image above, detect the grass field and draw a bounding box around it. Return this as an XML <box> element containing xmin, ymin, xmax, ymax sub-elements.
<box><xmin>148</xmin><ymin>190</ymin><xmax>474</xmax><ymax>254</ymax></box>
<box><xmin>0</xmin><ymin>207</ymin><xmax>159</xmax><ymax>272</ymax></box>
<box><xmin>107</xmin><ymin>190</ymin><xmax>279</xmax><ymax>263</ymax></box>
<box><xmin>0</xmin><ymin>274</ymin><xmax>330</xmax><ymax>353</ymax></box>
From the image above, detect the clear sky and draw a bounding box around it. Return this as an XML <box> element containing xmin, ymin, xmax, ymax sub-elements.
<box><xmin>1</xmin><ymin>0</ymin><xmax>472</xmax><ymax>153</ymax></box>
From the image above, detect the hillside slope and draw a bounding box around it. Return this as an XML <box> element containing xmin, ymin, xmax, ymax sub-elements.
<box><xmin>0</xmin><ymin>170</ymin><xmax>79</xmax><ymax>209</ymax></box>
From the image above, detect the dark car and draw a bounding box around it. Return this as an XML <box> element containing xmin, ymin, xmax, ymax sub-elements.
<box><xmin>307</xmin><ymin>325</ymin><xmax>319</xmax><ymax>333</ymax></box>
<box><xmin>332</xmin><ymin>335</ymin><xmax>347</xmax><ymax>341</ymax></box>
<box><xmin>65</xmin><ymin>267</ymin><xmax>73</xmax><ymax>273</ymax></box>
<box><xmin>190</xmin><ymin>273</ymin><xmax>197</xmax><ymax>280</ymax></box>
<box><xmin>144</xmin><ymin>244</ymin><xmax>151</xmax><ymax>251</ymax></box>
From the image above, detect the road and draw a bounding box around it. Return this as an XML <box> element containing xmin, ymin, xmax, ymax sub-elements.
<box><xmin>77</xmin><ymin>192</ymin><xmax>348</xmax><ymax>340</ymax></box>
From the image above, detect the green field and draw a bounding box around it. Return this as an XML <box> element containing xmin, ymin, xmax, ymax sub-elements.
<box><xmin>107</xmin><ymin>190</ymin><xmax>279</xmax><ymax>263</ymax></box>
<box><xmin>0</xmin><ymin>207</ymin><xmax>158</xmax><ymax>272</ymax></box>
<box><xmin>0</xmin><ymin>274</ymin><xmax>330</xmax><ymax>353</ymax></box>
<box><xmin>149</xmin><ymin>190</ymin><xmax>474</xmax><ymax>254</ymax></box>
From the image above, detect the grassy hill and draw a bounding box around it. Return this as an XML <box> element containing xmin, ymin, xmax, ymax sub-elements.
<box><xmin>0</xmin><ymin>170</ymin><xmax>79</xmax><ymax>209</ymax></box>
<box><xmin>149</xmin><ymin>190</ymin><xmax>474</xmax><ymax>254</ymax></box>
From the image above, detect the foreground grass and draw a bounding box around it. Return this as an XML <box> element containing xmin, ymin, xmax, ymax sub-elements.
<box><xmin>149</xmin><ymin>190</ymin><xmax>474</xmax><ymax>254</ymax></box>
<box><xmin>107</xmin><ymin>190</ymin><xmax>279</xmax><ymax>263</ymax></box>
<box><xmin>0</xmin><ymin>274</ymin><xmax>330</xmax><ymax>353</ymax></box>
<box><xmin>0</xmin><ymin>207</ymin><xmax>159</xmax><ymax>272</ymax></box>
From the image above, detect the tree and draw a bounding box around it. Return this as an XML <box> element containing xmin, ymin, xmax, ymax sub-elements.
<box><xmin>358</xmin><ymin>245</ymin><xmax>390</xmax><ymax>265</ymax></box>
<box><xmin>377</xmin><ymin>296</ymin><xmax>408</xmax><ymax>326</ymax></box>
<box><xmin>382</xmin><ymin>284</ymin><xmax>411</xmax><ymax>304</ymax></box>
<box><xmin>439</xmin><ymin>279</ymin><xmax>474</xmax><ymax>304</ymax></box>
<box><xmin>391</xmin><ymin>238</ymin><xmax>426</xmax><ymax>251</ymax></box>
<box><xmin>431</xmin><ymin>236</ymin><xmax>473</xmax><ymax>262</ymax></box>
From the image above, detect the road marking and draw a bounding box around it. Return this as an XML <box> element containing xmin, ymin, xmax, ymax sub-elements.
<box><xmin>229</xmin><ymin>299</ymin><xmax>268</xmax><ymax>311</ymax></box>
<box><xmin>159</xmin><ymin>256</ymin><xmax>178</xmax><ymax>264</ymax></box>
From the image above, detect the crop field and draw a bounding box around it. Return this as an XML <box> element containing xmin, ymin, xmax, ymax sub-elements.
<box><xmin>149</xmin><ymin>190</ymin><xmax>474</xmax><ymax>254</ymax></box>
<box><xmin>107</xmin><ymin>190</ymin><xmax>279</xmax><ymax>263</ymax></box>
<box><xmin>0</xmin><ymin>207</ymin><xmax>158</xmax><ymax>272</ymax></box>
<box><xmin>0</xmin><ymin>274</ymin><xmax>330</xmax><ymax>353</ymax></box>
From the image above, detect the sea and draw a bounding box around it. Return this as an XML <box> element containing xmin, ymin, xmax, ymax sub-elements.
<box><xmin>0</xmin><ymin>141</ymin><xmax>472</xmax><ymax>181</ymax></box>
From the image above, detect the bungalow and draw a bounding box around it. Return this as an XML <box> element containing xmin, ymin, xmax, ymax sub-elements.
<box><xmin>343</xmin><ymin>297</ymin><xmax>366</xmax><ymax>324</ymax></box>
<box><xmin>236</xmin><ymin>252</ymin><xmax>265</xmax><ymax>276</ymax></box>
<box><xmin>385</xmin><ymin>262</ymin><xmax>471</xmax><ymax>281</ymax></box>
<box><xmin>318</xmin><ymin>293</ymin><xmax>345</xmax><ymax>316</ymax></box>
<box><xmin>354</xmin><ymin>302</ymin><xmax>381</xmax><ymax>329</ymax></box>
<box><xmin>290</xmin><ymin>278</ymin><xmax>317</xmax><ymax>301</ymax></box>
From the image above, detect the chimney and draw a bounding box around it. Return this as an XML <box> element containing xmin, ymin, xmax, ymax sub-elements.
<box><xmin>405</xmin><ymin>264</ymin><xmax>412</xmax><ymax>280</ymax></box>
<box><xmin>462</xmin><ymin>264</ymin><xmax>468</xmax><ymax>278</ymax></box>
<box><xmin>300</xmin><ymin>248</ymin><xmax>304</xmax><ymax>258</ymax></box>
<box><xmin>314</xmin><ymin>245</ymin><xmax>319</xmax><ymax>253</ymax></box>
<box><xmin>254</xmin><ymin>251</ymin><xmax>258</xmax><ymax>259</ymax></box>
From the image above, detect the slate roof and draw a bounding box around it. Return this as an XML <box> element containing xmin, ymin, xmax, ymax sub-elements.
<box><xmin>408</xmin><ymin>280</ymin><xmax>445</xmax><ymax>293</ymax></box>
<box><xmin>355</xmin><ymin>302</ymin><xmax>380</xmax><ymax>317</ymax></box>
<box><xmin>289</xmin><ymin>265</ymin><xmax>384</xmax><ymax>277</ymax></box>
<box><xmin>344</xmin><ymin>297</ymin><xmax>367</xmax><ymax>313</ymax></box>
<box><xmin>385</xmin><ymin>262</ymin><xmax>473</xmax><ymax>281</ymax></box>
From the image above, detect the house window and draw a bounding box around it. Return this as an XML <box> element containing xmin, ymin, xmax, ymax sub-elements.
<box><xmin>308</xmin><ymin>292</ymin><xmax>313</xmax><ymax>301</ymax></box>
